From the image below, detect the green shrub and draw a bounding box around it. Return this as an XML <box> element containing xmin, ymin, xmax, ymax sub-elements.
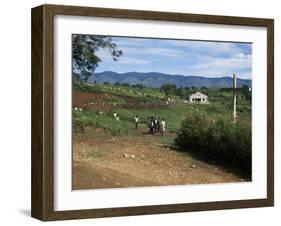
<box><xmin>175</xmin><ymin>113</ymin><xmax>251</xmax><ymax>173</ymax></box>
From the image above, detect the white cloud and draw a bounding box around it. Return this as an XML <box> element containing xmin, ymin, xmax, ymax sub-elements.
<box><xmin>112</xmin><ymin>37</ymin><xmax>152</xmax><ymax>47</ymax></box>
<box><xmin>165</xmin><ymin>40</ymin><xmax>250</xmax><ymax>57</ymax></box>
<box><xmin>118</xmin><ymin>56</ymin><xmax>150</xmax><ymax>65</ymax></box>
<box><xmin>96</xmin><ymin>49</ymin><xmax>150</xmax><ymax>65</ymax></box>
<box><xmin>187</xmin><ymin>53</ymin><xmax>252</xmax><ymax>79</ymax></box>
<box><xmin>193</xmin><ymin>53</ymin><xmax>251</xmax><ymax>70</ymax></box>
<box><xmin>145</xmin><ymin>47</ymin><xmax>183</xmax><ymax>57</ymax></box>
<box><xmin>120</xmin><ymin>46</ymin><xmax>183</xmax><ymax>57</ymax></box>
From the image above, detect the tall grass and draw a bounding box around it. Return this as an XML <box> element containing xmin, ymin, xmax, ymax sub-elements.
<box><xmin>175</xmin><ymin>113</ymin><xmax>251</xmax><ymax>174</ymax></box>
<box><xmin>73</xmin><ymin>110</ymin><xmax>130</xmax><ymax>136</ymax></box>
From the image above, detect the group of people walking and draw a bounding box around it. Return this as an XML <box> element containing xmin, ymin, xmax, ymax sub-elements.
<box><xmin>149</xmin><ymin>117</ymin><xmax>166</xmax><ymax>136</ymax></box>
<box><xmin>113</xmin><ymin>113</ymin><xmax>166</xmax><ymax>136</ymax></box>
<box><xmin>134</xmin><ymin>115</ymin><xmax>166</xmax><ymax>136</ymax></box>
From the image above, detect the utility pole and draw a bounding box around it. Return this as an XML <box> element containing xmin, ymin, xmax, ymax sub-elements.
<box><xmin>233</xmin><ymin>73</ymin><xmax>237</xmax><ymax>123</ymax></box>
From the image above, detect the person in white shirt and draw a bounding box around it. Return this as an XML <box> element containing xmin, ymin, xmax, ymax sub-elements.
<box><xmin>160</xmin><ymin>119</ymin><xmax>166</xmax><ymax>136</ymax></box>
<box><xmin>113</xmin><ymin>112</ymin><xmax>117</xmax><ymax>119</ymax></box>
<box><xmin>134</xmin><ymin>115</ymin><xmax>139</xmax><ymax>130</ymax></box>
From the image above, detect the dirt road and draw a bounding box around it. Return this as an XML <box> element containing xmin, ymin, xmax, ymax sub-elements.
<box><xmin>73</xmin><ymin>127</ymin><xmax>243</xmax><ymax>190</ymax></box>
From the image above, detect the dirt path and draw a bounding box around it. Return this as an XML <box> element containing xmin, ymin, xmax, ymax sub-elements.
<box><xmin>73</xmin><ymin>127</ymin><xmax>242</xmax><ymax>190</ymax></box>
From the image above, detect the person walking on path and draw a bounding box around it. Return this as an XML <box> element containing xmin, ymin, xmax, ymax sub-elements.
<box><xmin>157</xmin><ymin>117</ymin><xmax>161</xmax><ymax>133</ymax></box>
<box><xmin>113</xmin><ymin>111</ymin><xmax>117</xmax><ymax>119</ymax></box>
<box><xmin>154</xmin><ymin>117</ymin><xmax>158</xmax><ymax>134</ymax></box>
<box><xmin>134</xmin><ymin>115</ymin><xmax>139</xmax><ymax>130</ymax></box>
<box><xmin>160</xmin><ymin>118</ymin><xmax>166</xmax><ymax>136</ymax></box>
<box><xmin>149</xmin><ymin>117</ymin><xmax>154</xmax><ymax>134</ymax></box>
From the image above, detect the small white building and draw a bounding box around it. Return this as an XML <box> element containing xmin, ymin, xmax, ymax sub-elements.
<box><xmin>189</xmin><ymin>92</ymin><xmax>208</xmax><ymax>104</ymax></box>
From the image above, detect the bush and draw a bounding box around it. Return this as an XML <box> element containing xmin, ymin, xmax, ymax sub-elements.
<box><xmin>175</xmin><ymin>113</ymin><xmax>251</xmax><ymax>174</ymax></box>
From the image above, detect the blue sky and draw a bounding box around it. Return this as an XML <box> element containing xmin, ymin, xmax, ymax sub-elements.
<box><xmin>95</xmin><ymin>36</ymin><xmax>252</xmax><ymax>79</ymax></box>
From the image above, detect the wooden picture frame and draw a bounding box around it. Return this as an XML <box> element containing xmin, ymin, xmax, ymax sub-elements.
<box><xmin>31</xmin><ymin>4</ymin><xmax>274</xmax><ymax>221</ymax></box>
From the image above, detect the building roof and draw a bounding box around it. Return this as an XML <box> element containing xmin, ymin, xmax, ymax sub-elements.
<box><xmin>189</xmin><ymin>92</ymin><xmax>208</xmax><ymax>98</ymax></box>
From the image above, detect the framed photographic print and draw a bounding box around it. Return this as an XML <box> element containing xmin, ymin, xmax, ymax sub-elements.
<box><xmin>31</xmin><ymin>4</ymin><xmax>274</xmax><ymax>221</ymax></box>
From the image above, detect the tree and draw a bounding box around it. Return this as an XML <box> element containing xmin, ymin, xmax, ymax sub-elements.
<box><xmin>175</xmin><ymin>87</ymin><xmax>184</xmax><ymax>99</ymax></box>
<box><xmin>133</xmin><ymin>84</ymin><xmax>145</xmax><ymax>89</ymax></box>
<box><xmin>241</xmin><ymin>85</ymin><xmax>251</xmax><ymax>101</ymax></box>
<box><xmin>160</xmin><ymin>83</ymin><xmax>176</xmax><ymax>96</ymax></box>
<box><xmin>72</xmin><ymin>35</ymin><xmax>122</xmax><ymax>82</ymax></box>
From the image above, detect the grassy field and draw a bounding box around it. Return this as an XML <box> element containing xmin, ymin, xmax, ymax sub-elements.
<box><xmin>73</xmin><ymin>81</ymin><xmax>252</xmax><ymax>176</ymax></box>
<box><xmin>73</xmin><ymin>82</ymin><xmax>251</xmax><ymax>134</ymax></box>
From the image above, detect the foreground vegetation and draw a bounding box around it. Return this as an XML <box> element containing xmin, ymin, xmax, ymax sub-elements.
<box><xmin>175</xmin><ymin>113</ymin><xmax>251</xmax><ymax>174</ymax></box>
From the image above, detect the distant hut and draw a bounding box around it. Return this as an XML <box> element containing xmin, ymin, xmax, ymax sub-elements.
<box><xmin>189</xmin><ymin>92</ymin><xmax>208</xmax><ymax>104</ymax></box>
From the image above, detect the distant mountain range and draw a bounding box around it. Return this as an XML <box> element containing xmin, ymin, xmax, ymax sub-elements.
<box><xmin>88</xmin><ymin>71</ymin><xmax>251</xmax><ymax>88</ymax></box>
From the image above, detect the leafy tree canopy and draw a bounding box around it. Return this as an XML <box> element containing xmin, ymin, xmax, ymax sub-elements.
<box><xmin>73</xmin><ymin>35</ymin><xmax>122</xmax><ymax>82</ymax></box>
<box><xmin>160</xmin><ymin>83</ymin><xmax>177</xmax><ymax>96</ymax></box>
